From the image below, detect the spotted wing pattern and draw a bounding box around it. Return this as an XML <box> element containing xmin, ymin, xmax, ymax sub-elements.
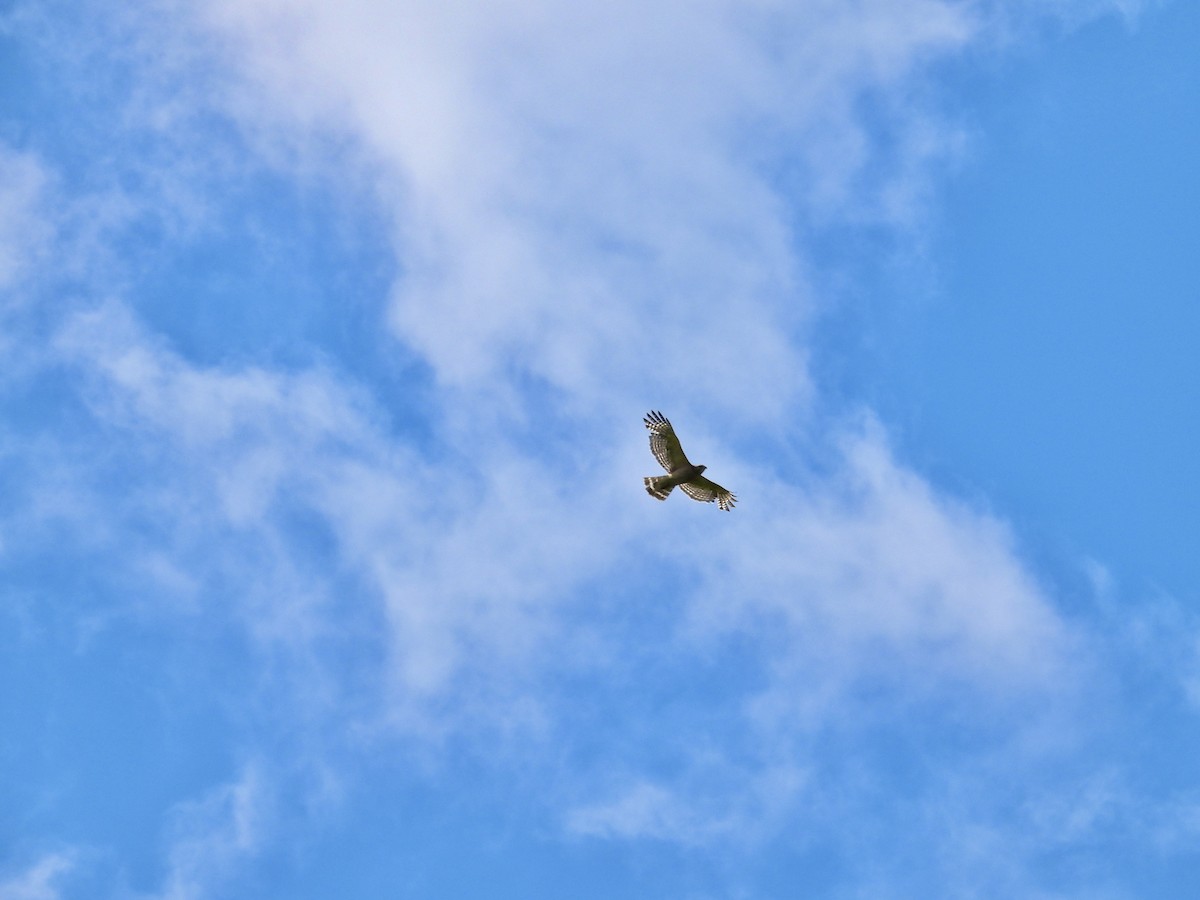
<box><xmin>680</xmin><ymin>476</ymin><xmax>737</xmax><ymax>511</ymax></box>
<box><xmin>643</xmin><ymin>410</ymin><xmax>690</xmax><ymax>473</ymax></box>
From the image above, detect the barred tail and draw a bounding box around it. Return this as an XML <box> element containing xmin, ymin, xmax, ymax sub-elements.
<box><xmin>644</xmin><ymin>475</ymin><xmax>674</xmax><ymax>501</ymax></box>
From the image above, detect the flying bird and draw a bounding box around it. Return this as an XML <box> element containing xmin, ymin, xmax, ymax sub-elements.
<box><xmin>642</xmin><ymin>410</ymin><xmax>737</xmax><ymax>511</ymax></box>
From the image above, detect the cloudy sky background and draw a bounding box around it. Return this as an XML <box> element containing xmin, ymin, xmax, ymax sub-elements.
<box><xmin>2</xmin><ymin>0</ymin><xmax>1199</xmax><ymax>897</ymax></box>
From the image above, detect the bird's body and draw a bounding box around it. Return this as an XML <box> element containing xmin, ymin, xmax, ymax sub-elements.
<box><xmin>643</xmin><ymin>463</ymin><xmax>706</xmax><ymax>499</ymax></box>
<box><xmin>642</xmin><ymin>411</ymin><xmax>736</xmax><ymax>511</ymax></box>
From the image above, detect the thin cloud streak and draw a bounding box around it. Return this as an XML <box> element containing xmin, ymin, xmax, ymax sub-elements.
<box><xmin>0</xmin><ymin>852</ymin><xmax>77</xmax><ymax>900</ymax></box>
<box><xmin>0</xmin><ymin>147</ymin><xmax>53</xmax><ymax>295</ymax></box>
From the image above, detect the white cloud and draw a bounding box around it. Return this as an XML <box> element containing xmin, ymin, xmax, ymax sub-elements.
<box><xmin>2</xmin><ymin>0</ymin><xmax>1171</xmax><ymax>889</ymax></box>
<box><xmin>724</xmin><ymin>418</ymin><xmax>1069</xmax><ymax>688</ymax></box>
<box><xmin>567</xmin><ymin>780</ymin><xmax>730</xmax><ymax>845</ymax></box>
<box><xmin>1080</xmin><ymin>562</ymin><xmax>1200</xmax><ymax>714</ymax></box>
<box><xmin>0</xmin><ymin>852</ymin><xmax>77</xmax><ymax>900</ymax></box>
<box><xmin>158</xmin><ymin>764</ymin><xmax>270</xmax><ymax>900</ymax></box>
<box><xmin>179</xmin><ymin>0</ymin><xmax>1002</xmax><ymax>419</ymax></box>
<box><xmin>0</xmin><ymin>144</ymin><xmax>53</xmax><ymax>296</ymax></box>
<box><xmin>560</xmin><ymin>416</ymin><xmax>1078</xmax><ymax>849</ymax></box>
<box><xmin>31</xmin><ymin>291</ymin><xmax>1082</xmax><ymax>880</ymax></box>
<box><xmin>51</xmin><ymin>293</ymin><xmax>1075</xmax><ymax>746</ymax></box>
<box><xmin>50</xmin><ymin>299</ymin><xmax>639</xmax><ymax>729</ymax></box>
<box><xmin>567</xmin><ymin>763</ymin><xmax>807</xmax><ymax>846</ymax></box>
<box><xmin>177</xmin><ymin>0</ymin><xmax>1152</xmax><ymax>412</ymax></box>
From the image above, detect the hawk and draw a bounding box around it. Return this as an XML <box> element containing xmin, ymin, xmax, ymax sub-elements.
<box><xmin>643</xmin><ymin>410</ymin><xmax>737</xmax><ymax>511</ymax></box>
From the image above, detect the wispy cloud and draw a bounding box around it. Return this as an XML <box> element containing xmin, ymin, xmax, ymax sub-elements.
<box><xmin>158</xmin><ymin>764</ymin><xmax>270</xmax><ymax>900</ymax></box>
<box><xmin>1</xmin><ymin>0</ymin><xmax>1186</xmax><ymax>896</ymax></box>
<box><xmin>0</xmin><ymin>146</ymin><xmax>53</xmax><ymax>295</ymax></box>
<box><xmin>184</xmin><ymin>0</ymin><xmax>984</xmax><ymax>413</ymax></box>
<box><xmin>0</xmin><ymin>851</ymin><xmax>77</xmax><ymax>900</ymax></box>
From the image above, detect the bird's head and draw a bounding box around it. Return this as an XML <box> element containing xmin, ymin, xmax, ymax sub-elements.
<box><xmin>696</xmin><ymin>464</ymin><xmax>707</xmax><ymax>474</ymax></box>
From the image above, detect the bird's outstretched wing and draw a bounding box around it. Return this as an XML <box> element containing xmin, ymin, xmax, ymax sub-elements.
<box><xmin>680</xmin><ymin>476</ymin><xmax>737</xmax><ymax>511</ymax></box>
<box><xmin>643</xmin><ymin>410</ymin><xmax>690</xmax><ymax>472</ymax></box>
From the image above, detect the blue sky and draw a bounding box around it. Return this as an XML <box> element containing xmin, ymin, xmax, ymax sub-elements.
<box><xmin>3</xmin><ymin>0</ymin><xmax>1200</xmax><ymax>897</ymax></box>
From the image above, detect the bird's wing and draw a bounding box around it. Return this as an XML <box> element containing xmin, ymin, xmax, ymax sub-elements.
<box><xmin>643</xmin><ymin>410</ymin><xmax>691</xmax><ymax>472</ymax></box>
<box><xmin>680</xmin><ymin>475</ymin><xmax>737</xmax><ymax>511</ymax></box>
